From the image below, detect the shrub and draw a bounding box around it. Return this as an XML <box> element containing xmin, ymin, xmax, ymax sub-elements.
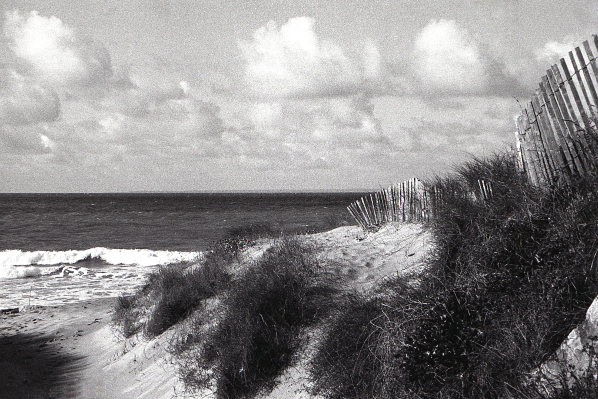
<box><xmin>309</xmin><ymin>274</ymin><xmax>432</xmax><ymax>399</ymax></box>
<box><xmin>113</xmin><ymin>294</ymin><xmax>144</xmax><ymax>338</ymax></box>
<box><xmin>144</xmin><ymin>259</ymin><xmax>231</xmax><ymax>338</ymax></box>
<box><xmin>113</xmin><ymin>224</ymin><xmax>286</xmax><ymax>340</ymax></box>
<box><xmin>178</xmin><ymin>236</ymin><xmax>342</xmax><ymax>399</ymax></box>
<box><xmin>113</xmin><ymin>238</ymin><xmax>235</xmax><ymax>339</ymax></box>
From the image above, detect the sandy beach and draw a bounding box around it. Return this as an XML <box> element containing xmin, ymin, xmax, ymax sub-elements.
<box><xmin>0</xmin><ymin>224</ymin><xmax>433</xmax><ymax>399</ymax></box>
<box><xmin>0</xmin><ymin>299</ymin><xmax>114</xmax><ymax>398</ymax></box>
<box><xmin>0</xmin><ymin>298</ymin><xmax>190</xmax><ymax>399</ymax></box>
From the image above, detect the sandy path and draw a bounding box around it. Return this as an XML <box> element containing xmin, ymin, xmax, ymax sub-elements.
<box><xmin>0</xmin><ymin>298</ymin><xmax>190</xmax><ymax>399</ymax></box>
<box><xmin>0</xmin><ymin>299</ymin><xmax>113</xmax><ymax>398</ymax></box>
<box><xmin>310</xmin><ymin>223</ymin><xmax>433</xmax><ymax>291</ymax></box>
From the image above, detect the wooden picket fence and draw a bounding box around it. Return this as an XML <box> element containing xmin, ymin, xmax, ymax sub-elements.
<box><xmin>516</xmin><ymin>35</ymin><xmax>598</xmax><ymax>187</ymax></box>
<box><xmin>348</xmin><ymin>178</ymin><xmax>493</xmax><ymax>230</ymax></box>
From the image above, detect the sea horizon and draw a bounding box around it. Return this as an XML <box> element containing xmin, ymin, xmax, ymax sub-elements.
<box><xmin>0</xmin><ymin>189</ymin><xmax>375</xmax><ymax>195</ymax></box>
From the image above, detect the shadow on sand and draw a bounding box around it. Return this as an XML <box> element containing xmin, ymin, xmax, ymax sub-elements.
<box><xmin>0</xmin><ymin>333</ymin><xmax>86</xmax><ymax>399</ymax></box>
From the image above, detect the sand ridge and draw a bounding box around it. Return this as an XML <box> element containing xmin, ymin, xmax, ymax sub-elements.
<box><xmin>309</xmin><ymin>223</ymin><xmax>433</xmax><ymax>291</ymax></box>
<box><xmin>0</xmin><ymin>223</ymin><xmax>434</xmax><ymax>398</ymax></box>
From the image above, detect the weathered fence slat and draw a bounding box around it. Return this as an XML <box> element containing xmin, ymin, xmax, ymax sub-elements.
<box><xmin>586</xmin><ymin>37</ymin><xmax>598</xmax><ymax>118</ymax></box>
<box><xmin>532</xmin><ymin>94</ymin><xmax>563</xmax><ymax>177</ymax></box>
<box><xmin>347</xmin><ymin>178</ymin><xmax>490</xmax><ymax>230</ymax></box>
<box><xmin>516</xmin><ymin>35</ymin><xmax>598</xmax><ymax>187</ymax></box>
<box><xmin>542</xmin><ymin>80</ymin><xmax>582</xmax><ymax>176</ymax></box>
<box><xmin>554</xmin><ymin>63</ymin><xmax>596</xmax><ymax>158</ymax></box>
<box><xmin>569</xmin><ymin>50</ymin><xmax>594</xmax><ymax>119</ymax></box>
<box><xmin>526</xmin><ymin>103</ymin><xmax>553</xmax><ymax>185</ymax></box>
<box><xmin>548</xmin><ymin>69</ymin><xmax>590</xmax><ymax>173</ymax></box>
<box><xmin>577</xmin><ymin>46</ymin><xmax>598</xmax><ymax>108</ymax></box>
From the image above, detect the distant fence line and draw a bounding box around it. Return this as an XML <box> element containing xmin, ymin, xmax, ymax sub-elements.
<box><xmin>516</xmin><ymin>35</ymin><xmax>598</xmax><ymax>187</ymax></box>
<box><xmin>348</xmin><ymin>178</ymin><xmax>493</xmax><ymax>230</ymax></box>
<box><xmin>347</xmin><ymin>178</ymin><xmax>429</xmax><ymax>229</ymax></box>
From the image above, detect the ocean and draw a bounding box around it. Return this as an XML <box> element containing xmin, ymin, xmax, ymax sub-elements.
<box><xmin>0</xmin><ymin>192</ymin><xmax>365</xmax><ymax>308</ymax></box>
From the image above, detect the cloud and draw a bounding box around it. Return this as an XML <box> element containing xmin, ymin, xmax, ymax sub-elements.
<box><xmin>241</xmin><ymin>95</ymin><xmax>386</xmax><ymax>145</ymax></box>
<box><xmin>0</xmin><ymin>70</ymin><xmax>60</xmax><ymax>125</ymax></box>
<box><xmin>0</xmin><ymin>124</ymin><xmax>55</xmax><ymax>155</ymax></box>
<box><xmin>240</xmin><ymin>17</ymin><xmax>384</xmax><ymax>99</ymax></box>
<box><xmin>101</xmin><ymin>63</ymin><xmax>225</xmax><ymax>137</ymax></box>
<box><xmin>535</xmin><ymin>36</ymin><xmax>581</xmax><ymax>63</ymax></box>
<box><xmin>211</xmin><ymin>93</ymin><xmax>396</xmax><ymax>176</ymax></box>
<box><xmin>105</xmin><ymin>65</ymin><xmax>188</xmax><ymax>117</ymax></box>
<box><xmin>411</xmin><ymin>19</ymin><xmax>523</xmax><ymax>96</ymax></box>
<box><xmin>413</xmin><ymin>20</ymin><xmax>487</xmax><ymax>93</ymax></box>
<box><xmin>3</xmin><ymin>10</ymin><xmax>112</xmax><ymax>87</ymax></box>
<box><xmin>0</xmin><ymin>14</ymin><xmax>224</xmax><ymax>161</ymax></box>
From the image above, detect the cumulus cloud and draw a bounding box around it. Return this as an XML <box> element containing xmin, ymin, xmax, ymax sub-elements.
<box><xmin>0</xmin><ymin>10</ymin><xmax>224</xmax><ymax>162</ymax></box>
<box><xmin>105</xmin><ymin>65</ymin><xmax>188</xmax><ymax>117</ymax></box>
<box><xmin>242</xmin><ymin>95</ymin><xmax>386</xmax><ymax>146</ymax></box>
<box><xmin>0</xmin><ymin>70</ymin><xmax>60</xmax><ymax>125</ymax></box>
<box><xmin>240</xmin><ymin>17</ymin><xmax>384</xmax><ymax>99</ymax></box>
<box><xmin>411</xmin><ymin>19</ymin><xmax>523</xmax><ymax>96</ymax></box>
<box><xmin>413</xmin><ymin>20</ymin><xmax>487</xmax><ymax>93</ymax></box>
<box><xmin>3</xmin><ymin>10</ymin><xmax>112</xmax><ymax>87</ymax></box>
<box><xmin>535</xmin><ymin>36</ymin><xmax>581</xmax><ymax>63</ymax></box>
<box><xmin>102</xmin><ymin>64</ymin><xmax>224</xmax><ymax>137</ymax></box>
<box><xmin>210</xmin><ymin>93</ymin><xmax>395</xmax><ymax>176</ymax></box>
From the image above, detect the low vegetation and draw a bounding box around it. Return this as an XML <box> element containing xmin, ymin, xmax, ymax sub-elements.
<box><xmin>309</xmin><ymin>154</ymin><xmax>598</xmax><ymax>398</ymax></box>
<box><xmin>113</xmin><ymin>154</ymin><xmax>598</xmax><ymax>398</ymax></box>
<box><xmin>175</xmin><ymin>236</ymin><xmax>341</xmax><ymax>398</ymax></box>
<box><xmin>113</xmin><ymin>256</ymin><xmax>231</xmax><ymax>339</ymax></box>
<box><xmin>112</xmin><ymin>223</ymin><xmax>272</xmax><ymax>339</ymax></box>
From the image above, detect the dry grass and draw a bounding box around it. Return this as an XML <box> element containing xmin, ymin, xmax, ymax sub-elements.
<box><xmin>309</xmin><ymin>154</ymin><xmax>598</xmax><ymax>398</ymax></box>
<box><xmin>174</xmin><ymin>236</ymin><xmax>342</xmax><ymax>399</ymax></box>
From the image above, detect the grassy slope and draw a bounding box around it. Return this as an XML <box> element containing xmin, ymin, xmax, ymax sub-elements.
<box><xmin>114</xmin><ymin>153</ymin><xmax>598</xmax><ymax>399</ymax></box>
<box><xmin>311</xmin><ymin>154</ymin><xmax>598</xmax><ymax>399</ymax></box>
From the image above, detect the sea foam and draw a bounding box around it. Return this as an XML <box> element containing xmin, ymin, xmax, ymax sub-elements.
<box><xmin>0</xmin><ymin>265</ymin><xmax>45</xmax><ymax>279</ymax></box>
<box><xmin>0</xmin><ymin>248</ymin><xmax>202</xmax><ymax>279</ymax></box>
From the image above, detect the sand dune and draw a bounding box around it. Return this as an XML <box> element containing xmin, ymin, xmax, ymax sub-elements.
<box><xmin>0</xmin><ymin>223</ymin><xmax>434</xmax><ymax>399</ymax></box>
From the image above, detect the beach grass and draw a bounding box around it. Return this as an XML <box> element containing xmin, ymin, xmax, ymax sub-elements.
<box><xmin>113</xmin><ymin>223</ymin><xmax>285</xmax><ymax>339</ymax></box>
<box><xmin>175</xmin><ymin>236</ymin><xmax>342</xmax><ymax>398</ymax></box>
<box><xmin>113</xmin><ymin>258</ymin><xmax>231</xmax><ymax>339</ymax></box>
<box><xmin>308</xmin><ymin>154</ymin><xmax>598</xmax><ymax>398</ymax></box>
<box><xmin>113</xmin><ymin>154</ymin><xmax>598</xmax><ymax>398</ymax></box>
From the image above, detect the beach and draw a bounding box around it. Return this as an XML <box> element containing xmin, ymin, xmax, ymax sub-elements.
<box><xmin>0</xmin><ymin>224</ymin><xmax>433</xmax><ymax>399</ymax></box>
<box><xmin>0</xmin><ymin>299</ymin><xmax>115</xmax><ymax>399</ymax></box>
<box><xmin>0</xmin><ymin>297</ymin><xmax>192</xmax><ymax>399</ymax></box>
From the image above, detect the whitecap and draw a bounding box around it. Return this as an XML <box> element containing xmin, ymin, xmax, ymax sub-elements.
<box><xmin>0</xmin><ymin>248</ymin><xmax>202</xmax><ymax>279</ymax></box>
<box><xmin>0</xmin><ymin>265</ymin><xmax>45</xmax><ymax>279</ymax></box>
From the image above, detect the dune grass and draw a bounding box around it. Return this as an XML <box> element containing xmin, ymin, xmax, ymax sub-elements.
<box><xmin>113</xmin><ymin>256</ymin><xmax>231</xmax><ymax>339</ymax></box>
<box><xmin>309</xmin><ymin>154</ymin><xmax>598</xmax><ymax>399</ymax></box>
<box><xmin>113</xmin><ymin>224</ymin><xmax>343</xmax><ymax>399</ymax></box>
<box><xmin>113</xmin><ymin>156</ymin><xmax>598</xmax><ymax>398</ymax></box>
<box><xmin>112</xmin><ymin>223</ymin><xmax>273</xmax><ymax>339</ymax></box>
<box><xmin>175</xmin><ymin>236</ymin><xmax>342</xmax><ymax>399</ymax></box>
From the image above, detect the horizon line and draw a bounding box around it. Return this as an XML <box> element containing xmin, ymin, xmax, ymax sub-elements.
<box><xmin>0</xmin><ymin>189</ymin><xmax>377</xmax><ymax>195</ymax></box>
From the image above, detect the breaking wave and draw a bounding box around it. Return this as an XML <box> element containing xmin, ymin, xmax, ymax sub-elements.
<box><xmin>0</xmin><ymin>248</ymin><xmax>202</xmax><ymax>279</ymax></box>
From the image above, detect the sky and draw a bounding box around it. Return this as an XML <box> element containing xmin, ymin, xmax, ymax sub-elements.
<box><xmin>1</xmin><ymin>0</ymin><xmax>597</xmax><ymax>193</ymax></box>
